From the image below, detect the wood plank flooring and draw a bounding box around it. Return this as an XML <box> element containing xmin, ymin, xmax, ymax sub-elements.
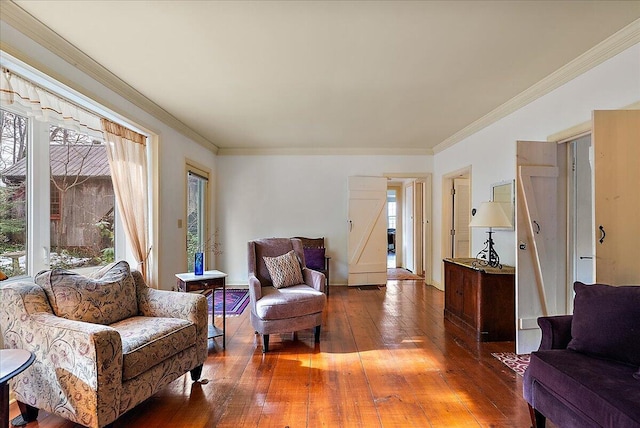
<box><xmin>9</xmin><ymin>279</ymin><xmax>537</xmax><ymax>427</ymax></box>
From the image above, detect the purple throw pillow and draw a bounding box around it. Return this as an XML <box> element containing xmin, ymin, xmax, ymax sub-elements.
<box><xmin>568</xmin><ymin>282</ymin><xmax>640</xmax><ymax>366</ymax></box>
<box><xmin>304</xmin><ymin>248</ymin><xmax>325</xmax><ymax>271</ymax></box>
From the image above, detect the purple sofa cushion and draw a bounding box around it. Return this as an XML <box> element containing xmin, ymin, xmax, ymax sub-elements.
<box><xmin>568</xmin><ymin>282</ymin><xmax>640</xmax><ymax>366</ymax></box>
<box><xmin>304</xmin><ymin>247</ymin><xmax>325</xmax><ymax>271</ymax></box>
<box><xmin>526</xmin><ymin>350</ymin><xmax>640</xmax><ymax>427</ymax></box>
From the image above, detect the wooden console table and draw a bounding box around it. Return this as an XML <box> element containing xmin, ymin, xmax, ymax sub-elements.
<box><xmin>175</xmin><ymin>270</ymin><xmax>227</xmax><ymax>349</ymax></box>
<box><xmin>443</xmin><ymin>258</ymin><xmax>515</xmax><ymax>342</ymax></box>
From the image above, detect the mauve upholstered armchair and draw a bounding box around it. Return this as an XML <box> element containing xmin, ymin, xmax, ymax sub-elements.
<box><xmin>247</xmin><ymin>238</ymin><xmax>327</xmax><ymax>353</ymax></box>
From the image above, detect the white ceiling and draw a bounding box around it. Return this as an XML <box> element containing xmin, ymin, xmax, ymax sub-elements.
<box><xmin>9</xmin><ymin>1</ymin><xmax>640</xmax><ymax>154</ymax></box>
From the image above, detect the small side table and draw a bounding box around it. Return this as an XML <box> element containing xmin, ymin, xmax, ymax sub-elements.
<box><xmin>175</xmin><ymin>270</ymin><xmax>228</xmax><ymax>349</ymax></box>
<box><xmin>0</xmin><ymin>349</ymin><xmax>35</xmax><ymax>428</ymax></box>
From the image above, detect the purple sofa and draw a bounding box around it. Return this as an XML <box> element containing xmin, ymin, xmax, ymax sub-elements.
<box><xmin>523</xmin><ymin>282</ymin><xmax>640</xmax><ymax>428</ymax></box>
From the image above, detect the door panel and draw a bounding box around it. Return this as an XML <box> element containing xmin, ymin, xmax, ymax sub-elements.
<box><xmin>593</xmin><ymin>110</ymin><xmax>640</xmax><ymax>284</ymax></box>
<box><xmin>516</xmin><ymin>141</ymin><xmax>564</xmax><ymax>354</ymax></box>
<box><xmin>348</xmin><ymin>176</ymin><xmax>388</xmax><ymax>286</ymax></box>
<box><xmin>404</xmin><ymin>183</ymin><xmax>414</xmax><ymax>272</ymax></box>
<box><xmin>414</xmin><ymin>181</ymin><xmax>425</xmax><ymax>276</ymax></box>
<box><xmin>453</xmin><ymin>178</ymin><xmax>470</xmax><ymax>257</ymax></box>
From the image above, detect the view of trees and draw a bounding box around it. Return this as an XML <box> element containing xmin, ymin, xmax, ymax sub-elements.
<box><xmin>0</xmin><ymin>108</ymin><xmax>115</xmax><ymax>277</ymax></box>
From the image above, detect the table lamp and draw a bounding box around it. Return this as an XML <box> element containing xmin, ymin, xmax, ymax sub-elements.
<box><xmin>469</xmin><ymin>201</ymin><xmax>512</xmax><ymax>268</ymax></box>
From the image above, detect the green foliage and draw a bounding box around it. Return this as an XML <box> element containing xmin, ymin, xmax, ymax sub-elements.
<box><xmin>101</xmin><ymin>247</ymin><xmax>115</xmax><ymax>263</ymax></box>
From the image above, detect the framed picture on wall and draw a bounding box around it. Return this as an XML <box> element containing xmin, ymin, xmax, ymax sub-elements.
<box><xmin>491</xmin><ymin>180</ymin><xmax>514</xmax><ymax>230</ymax></box>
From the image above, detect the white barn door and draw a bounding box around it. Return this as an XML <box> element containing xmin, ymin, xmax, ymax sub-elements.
<box><xmin>516</xmin><ymin>141</ymin><xmax>565</xmax><ymax>354</ymax></box>
<box><xmin>593</xmin><ymin>110</ymin><xmax>640</xmax><ymax>284</ymax></box>
<box><xmin>348</xmin><ymin>176</ymin><xmax>388</xmax><ymax>286</ymax></box>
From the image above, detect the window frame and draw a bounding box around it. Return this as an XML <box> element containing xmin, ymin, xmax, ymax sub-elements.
<box><xmin>1</xmin><ymin>51</ymin><xmax>154</xmax><ymax>278</ymax></box>
<box><xmin>185</xmin><ymin>160</ymin><xmax>211</xmax><ymax>273</ymax></box>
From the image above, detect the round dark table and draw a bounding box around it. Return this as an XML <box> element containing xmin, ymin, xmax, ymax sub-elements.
<box><xmin>0</xmin><ymin>349</ymin><xmax>35</xmax><ymax>428</ymax></box>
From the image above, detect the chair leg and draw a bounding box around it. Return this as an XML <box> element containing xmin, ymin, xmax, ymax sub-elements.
<box><xmin>190</xmin><ymin>364</ymin><xmax>203</xmax><ymax>382</ymax></box>
<box><xmin>314</xmin><ymin>325</ymin><xmax>321</xmax><ymax>343</ymax></box>
<box><xmin>262</xmin><ymin>334</ymin><xmax>269</xmax><ymax>353</ymax></box>
<box><xmin>527</xmin><ymin>404</ymin><xmax>546</xmax><ymax>428</ymax></box>
<box><xmin>12</xmin><ymin>401</ymin><xmax>39</xmax><ymax>426</ymax></box>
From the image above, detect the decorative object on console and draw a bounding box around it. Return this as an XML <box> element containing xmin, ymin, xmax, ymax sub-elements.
<box><xmin>194</xmin><ymin>251</ymin><xmax>204</xmax><ymax>275</ymax></box>
<box><xmin>469</xmin><ymin>201</ymin><xmax>512</xmax><ymax>269</ymax></box>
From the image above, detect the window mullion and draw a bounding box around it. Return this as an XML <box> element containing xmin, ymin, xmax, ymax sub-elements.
<box><xmin>28</xmin><ymin>120</ymin><xmax>51</xmax><ymax>275</ymax></box>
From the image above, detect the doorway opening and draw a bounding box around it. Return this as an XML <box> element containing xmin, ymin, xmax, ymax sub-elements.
<box><xmin>567</xmin><ymin>134</ymin><xmax>595</xmax><ymax>312</ymax></box>
<box><xmin>384</xmin><ymin>173</ymin><xmax>431</xmax><ymax>282</ymax></box>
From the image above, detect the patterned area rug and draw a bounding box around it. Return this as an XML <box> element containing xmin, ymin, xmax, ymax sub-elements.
<box><xmin>207</xmin><ymin>289</ymin><xmax>249</xmax><ymax>316</ymax></box>
<box><xmin>492</xmin><ymin>352</ymin><xmax>530</xmax><ymax>377</ymax></box>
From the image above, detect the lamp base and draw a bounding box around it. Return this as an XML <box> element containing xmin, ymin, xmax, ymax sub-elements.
<box><xmin>473</xmin><ymin>230</ymin><xmax>502</xmax><ymax>269</ymax></box>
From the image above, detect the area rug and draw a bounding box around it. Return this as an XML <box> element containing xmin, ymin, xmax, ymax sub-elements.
<box><xmin>387</xmin><ymin>267</ymin><xmax>423</xmax><ymax>280</ymax></box>
<box><xmin>207</xmin><ymin>289</ymin><xmax>249</xmax><ymax>316</ymax></box>
<box><xmin>492</xmin><ymin>352</ymin><xmax>530</xmax><ymax>377</ymax></box>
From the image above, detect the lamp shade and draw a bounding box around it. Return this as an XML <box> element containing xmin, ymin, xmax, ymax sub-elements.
<box><xmin>469</xmin><ymin>201</ymin><xmax>512</xmax><ymax>228</ymax></box>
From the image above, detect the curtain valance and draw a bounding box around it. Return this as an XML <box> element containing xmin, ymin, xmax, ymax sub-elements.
<box><xmin>1</xmin><ymin>69</ymin><xmax>102</xmax><ymax>138</ymax></box>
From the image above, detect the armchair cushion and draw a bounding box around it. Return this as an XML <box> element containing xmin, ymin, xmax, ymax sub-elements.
<box><xmin>304</xmin><ymin>247</ymin><xmax>326</xmax><ymax>271</ymax></box>
<box><xmin>34</xmin><ymin>260</ymin><xmax>138</xmax><ymax>325</ymax></box>
<box><xmin>568</xmin><ymin>282</ymin><xmax>640</xmax><ymax>366</ymax></box>
<box><xmin>111</xmin><ymin>316</ymin><xmax>196</xmax><ymax>381</ymax></box>
<box><xmin>255</xmin><ymin>284</ymin><xmax>326</xmax><ymax>320</ymax></box>
<box><xmin>263</xmin><ymin>250</ymin><xmax>303</xmax><ymax>289</ymax></box>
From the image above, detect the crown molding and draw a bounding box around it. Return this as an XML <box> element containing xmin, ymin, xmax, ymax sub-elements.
<box><xmin>546</xmin><ymin>100</ymin><xmax>640</xmax><ymax>143</ymax></box>
<box><xmin>433</xmin><ymin>18</ymin><xmax>640</xmax><ymax>154</ymax></box>
<box><xmin>1</xmin><ymin>0</ymin><xmax>219</xmax><ymax>153</ymax></box>
<box><xmin>217</xmin><ymin>146</ymin><xmax>433</xmax><ymax>156</ymax></box>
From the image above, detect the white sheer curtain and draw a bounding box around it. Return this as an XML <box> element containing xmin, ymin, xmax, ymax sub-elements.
<box><xmin>101</xmin><ymin>119</ymin><xmax>151</xmax><ymax>281</ymax></box>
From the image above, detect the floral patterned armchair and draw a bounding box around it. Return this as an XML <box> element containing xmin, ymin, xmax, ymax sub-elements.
<box><xmin>0</xmin><ymin>261</ymin><xmax>208</xmax><ymax>428</ymax></box>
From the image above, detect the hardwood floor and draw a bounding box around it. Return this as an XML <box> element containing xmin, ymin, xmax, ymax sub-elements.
<box><xmin>9</xmin><ymin>279</ymin><xmax>536</xmax><ymax>427</ymax></box>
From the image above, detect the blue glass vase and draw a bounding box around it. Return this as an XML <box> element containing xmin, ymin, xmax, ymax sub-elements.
<box><xmin>194</xmin><ymin>252</ymin><xmax>204</xmax><ymax>275</ymax></box>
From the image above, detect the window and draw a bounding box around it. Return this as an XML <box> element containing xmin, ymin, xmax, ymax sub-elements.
<box><xmin>186</xmin><ymin>165</ymin><xmax>209</xmax><ymax>272</ymax></box>
<box><xmin>0</xmin><ymin>53</ymin><xmax>145</xmax><ymax>278</ymax></box>
<box><xmin>387</xmin><ymin>190</ymin><xmax>397</xmax><ymax>229</ymax></box>
<box><xmin>50</xmin><ymin>183</ymin><xmax>61</xmax><ymax>220</ymax></box>
<box><xmin>0</xmin><ymin>107</ymin><xmax>116</xmax><ymax>278</ymax></box>
<box><xmin>0</xmin><ymin>109</ymin><xmax>28</xmax><ymax>277</ymax></box>
<box><xmin>49</xmin><ymin>126</ymin><xmax>115</xmax><ymax>269</ymax></box>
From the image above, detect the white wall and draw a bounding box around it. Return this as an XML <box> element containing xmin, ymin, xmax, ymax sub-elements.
<box><xmin>1</xmin><ymin>22</ymin><xmax>218</xmax><ymax>289</ymax></box>
<box><xmin>216</xmin><ymin>155</ymin><xmax>432</xmax><ymax>285</ymax></box>
<box><xmin>431</xmin><ymin>42</ymin><xmax>640</xmax><ymax>288</ymax></box>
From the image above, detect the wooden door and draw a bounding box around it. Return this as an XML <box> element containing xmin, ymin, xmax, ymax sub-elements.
<box><xmin>348</xmin><ymin>176</ymin><xmax>388</xmax><ymax>286</ymax></box>
<box><xmin>593</xmin><ymin>110</ymin><xmax>640</xmax><ymax>284</ymax></box>
<box><xmin>414</xmin><ymin>180</ymin><xmax>425</xmax><ymax>277</ymax></box>
<box><xmin>404</xmin><ymin>183</ymin><xmax>414</xmax><ymax>272</ymax></box>
<box><xmin>453</xmin><ymin>178</ymin><xmax>470</xmax><ymax>257</ymax></box>
<box><xmin>516</xmin><ymin>141</ymin><xmax>566</xmax><ymax>354</ymax></box>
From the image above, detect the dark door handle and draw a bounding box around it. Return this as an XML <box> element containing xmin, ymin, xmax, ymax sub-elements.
<box><xmin>533</xmin><ymin>221</ymin><xmax>541</xmax><ymax>234</ymax></box>
<box><xmin>599</xmin><ymin>225</ymin><xmax>606</xmax><ymax>244</ymax></box>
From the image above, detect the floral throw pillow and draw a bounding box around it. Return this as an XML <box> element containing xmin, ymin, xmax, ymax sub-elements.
<box><xmin>34</xmin><ymin>260</ymin><xmax>138</xmax><ymax>325</ymax></box>
<box><xmin>263</xmin><ymin>250</ymin><xmax>304</xmax><ymax>289</ymax></box>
